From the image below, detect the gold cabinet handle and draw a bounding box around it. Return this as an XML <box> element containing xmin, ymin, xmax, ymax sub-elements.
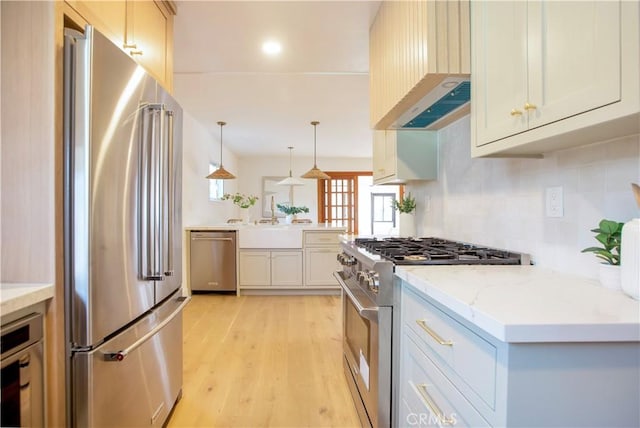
<box><xmin>123</xmin><ymin>42</ymin><xmax>137</xmax><ymax>49</ymax></box>
<box><xmin>416</xmin><ymin>383</ymin><xmax>456</xmax><ymax>426</ymax></box>
<box><xmin>415</xmin><ymin>320</ymin><xmax>453</xmax><ymax>346</ymax></box>
<box><xmin>524</xmin><ymin>102</ymin><xmax>537</xmax><ymax>111</ymax></box>
<box><xmin>129</xmin><ymin>50</ymin><xmax>144</xmax><ymax>56</ymax></box>
<box><xmin>510</xmin><ymin>109</ymin><xmax>523</xmax><ymax>116</ymax></box>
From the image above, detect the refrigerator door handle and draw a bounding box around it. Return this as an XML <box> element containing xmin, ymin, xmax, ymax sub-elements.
<box><xmin>103</xmin><ymin>296</ymin><xmax>190</xmax><ymax>362</ymax></box>
<box><xmin>164</xmin><ymin>110</ymin><xmax>175</xmax><ymax>277</ymax></box>
<box><xmin>140</xmin><ymin>103</ymin><xmax>165</xmax><ymax>280</ymax></box>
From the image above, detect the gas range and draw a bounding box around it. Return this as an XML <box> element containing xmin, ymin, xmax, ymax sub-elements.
<box><xmin>334</xmin><ymin>236</ymin><xmax>529</xmax><ymax>428</ymax></box>
<box><xmin>354</xmin><ymin>237</ymin><xmax>530</xmax><ymax>266</ymax></box>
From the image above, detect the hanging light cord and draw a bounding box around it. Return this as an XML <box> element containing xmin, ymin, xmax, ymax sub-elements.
<box><xmin>288</xmin><ymin>146</ymin><xmax>294</xmax><ymax>176</ymax></box>
<box><xmin>218</xmin><ymin>121</ymin><xmax>225</xmax><ymax>166</ymax></box>
<box><xmin>311</xmin><ymin>120</ymin><xmax>319</xmax><ymax>166</ymax></box>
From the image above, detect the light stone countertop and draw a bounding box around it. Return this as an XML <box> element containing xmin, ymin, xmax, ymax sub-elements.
<box><xmin>1</xmin><ymin>283</ymin><xmax>54</xmax><ymax>317</ymax></box>
<box><xmin>185</xmin><ymin>224</ymin><xmax>347</xmax><ymax>232</ymax></box>
<box><xmin>395</xmin><ymin>265</ymin><xmax>640</xmax><ymax>343</ymax></box>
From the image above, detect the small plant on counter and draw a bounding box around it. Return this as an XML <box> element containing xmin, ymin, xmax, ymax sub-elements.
<box><xmin>221</xmin><ymin>192</ymin><xmax>258</xmax><ymax>209</ymax></box>
<box><xmin>276</xmin><ymin>204</ymin><xmax>309</xmax><ymax>215</ymax></box>
<box><xmin>393</xmin><ymin>193</ymin><xmax>416</xmax><ymax>214</ymax></box>
<box><xmin>581</xmin><ymin>219</ymin><xmax>624</xmax><ymax>265</ymax></box>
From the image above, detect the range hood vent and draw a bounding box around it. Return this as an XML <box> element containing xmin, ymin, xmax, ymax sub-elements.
<box><xmin>390</xmin><ymin>77</ymin><xmax>471</xmax><ymax>130</ymax></box>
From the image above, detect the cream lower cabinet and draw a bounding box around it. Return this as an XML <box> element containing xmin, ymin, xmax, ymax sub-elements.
<box><xmin>471</xmin><ymin>0</ymin><xmax>639</xmax><ymax>157</ymax></box>
<box><xmin>239</xmin><ymin>250</ymin><xmax>302</xmax><ymax>288</ymax></box>
<box><xmin>398</xmin><ymin>281</ymin><xmax>640</xmax><ymax>427</ymax></box>
<box><xmin>304</xmin><ymin>248</ymin><xmax>340</xmax><ymax>287</ymax></box>
<box><xmin>303</xmin><ymin>231</ymin><xmax>341</xmax><ymax>288</ymax></box>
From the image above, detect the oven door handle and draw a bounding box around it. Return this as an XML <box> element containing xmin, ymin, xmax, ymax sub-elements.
<box><xmin>333</xmin><ymin>271</ymin><xmax>379</xmax><ymax>320</ymax></box>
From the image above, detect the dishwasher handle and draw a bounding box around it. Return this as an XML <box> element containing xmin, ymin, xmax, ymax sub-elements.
<box><xmin>191</xmin><ymin>236</ymin><xmax>234</xmax><ymax>242</ymax></box>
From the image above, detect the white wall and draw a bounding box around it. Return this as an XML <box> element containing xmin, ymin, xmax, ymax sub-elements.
<box><xmin>237</xmin><ymin>156</ymin><xmax>372</xmax><ymax>222</ymax></box>
<box><xmin>409</xmin><ymin>116</ymin><xmax>640</xmax><ymax>279</ymax></box>
<box><xmin>181</xmin><ymin>111</ymin><xmax>239</xmax><ymax>227</ymax></box>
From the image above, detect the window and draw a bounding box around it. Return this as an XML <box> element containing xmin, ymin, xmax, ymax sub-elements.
<box><xmin>371</xmin><ymin>193</ymin><xmax>397</xmax><ymax>235</ymax></box>
<box><xmin>317</xmin><ymin>171</ymin><xmax>372</xmax><ymax>234</ymax></box>
<box><xmin>208</xmin><ymin>163</ymin><xmax>224</xmax><ymax>200</ymax></box>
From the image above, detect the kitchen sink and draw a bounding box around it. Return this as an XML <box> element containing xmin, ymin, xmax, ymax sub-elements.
<box><xmin>238</xmin><ymin>226</ymin><xmax>303</xmax><ymax>248</ymax></box>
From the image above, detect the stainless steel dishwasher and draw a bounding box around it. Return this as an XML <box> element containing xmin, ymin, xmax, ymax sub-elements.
<box><xmin>189</xmin><ymin>231</ymin><xmax>237</xmax><ymax>291</ymax></box>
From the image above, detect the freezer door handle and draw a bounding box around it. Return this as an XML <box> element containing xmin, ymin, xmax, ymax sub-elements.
<box><xmin>163</xmin><ymin>110</ymin><xmax>175</xmax><ymax>277</ymax></box>
<box><xmin>103</xmin><ymin>296</ymin><xmax>190</xmax><ymax>362</ymax></box>
<box><xmin>139</xmin><ymin>103</ymin><xmax>165</xmax><ymax>280</ymax></box>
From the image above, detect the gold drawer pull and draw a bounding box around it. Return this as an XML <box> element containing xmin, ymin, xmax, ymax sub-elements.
<box><xmin>510</xmin><ymin>108</ymin><xmax>523</xmax><ymax>116</ymax></box>
<box><xmin>415</xmin><ymin>320</ymin><xmax>453</xmax><ymax>346</ymax></box>
<box><xmin>524</xmin><ymin>102</ymin><xmax>537</xmax><ymax>111</ymax></box>
<box><xmin>416</xmin><ymin>383</ymin><xmax>456</xmax><ymax>426</ymax></box>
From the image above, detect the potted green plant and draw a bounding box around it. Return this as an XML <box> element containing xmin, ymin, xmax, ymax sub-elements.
<box><xmin>277</xmin><ymin>204</ymin><xmax>309</xmax><ymax>223</ymax></box>
<box><xmin>222</xmin><ymin>193</ymin><xmax>259</xmax><ymax>223</ymax></box>
<box><xmin>582</xmin><ymin>218</ymin><xmax>624</xmax><ymax>290</ymax></box>
<box><xmin>393</xmin><ymin>193</ymin><xmax>417</xmax><ymax>214</ymax></box>
<box><xmin>393</xmin><ymin>193</ymin><xmax>417</xmax><ymax>237</ymax></box>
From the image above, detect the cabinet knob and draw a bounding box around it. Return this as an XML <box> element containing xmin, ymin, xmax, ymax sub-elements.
<box><xmin>510</xmin><ymin>109</ymin><xmax>523</xmax><ymax>116</ymax></box>
<box><xmin>524</xmin><ymin>102</ymin><xmax>537</xmax><ymax>111</ymax></box>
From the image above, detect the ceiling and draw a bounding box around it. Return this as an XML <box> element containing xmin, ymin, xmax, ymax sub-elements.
<box><xmin>172</xmin><ymin>1</ymin><xmax>380</xmax><ymax>159</ymax></box>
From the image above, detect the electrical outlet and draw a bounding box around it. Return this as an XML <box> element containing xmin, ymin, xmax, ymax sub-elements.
<box><xmin>545</xmin><ymin>186</ymin><xmax>564</xmax><ymax>218</ymax></box>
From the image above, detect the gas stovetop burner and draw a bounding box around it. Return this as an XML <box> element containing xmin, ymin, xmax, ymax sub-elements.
<box><xmin>354</xmin><ymin>237</ymin><xmax>527</xmax><ymax>265</ymax></box>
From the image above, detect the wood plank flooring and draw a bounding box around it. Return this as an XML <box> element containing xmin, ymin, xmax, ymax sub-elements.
<box><xmin>167</xmin><ymin>294</ymin><xmax>361</xmax><ymax>428</ymax></box>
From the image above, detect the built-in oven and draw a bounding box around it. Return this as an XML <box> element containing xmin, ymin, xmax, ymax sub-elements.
<box><xmin>1</xmin><ymin>313</ymin><xmax>44</xmax><ymax>427</ymax></box>
<box><xmin>334</xmin><ymin>250</ymin><xmax>395</xmax><ymax>428</ymax></box>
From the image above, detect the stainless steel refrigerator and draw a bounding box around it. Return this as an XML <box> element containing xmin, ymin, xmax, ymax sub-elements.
<box><xmin>63</xmin><ymin>26</ymin><xmax>189</xmax><ymax>427</ymax></box>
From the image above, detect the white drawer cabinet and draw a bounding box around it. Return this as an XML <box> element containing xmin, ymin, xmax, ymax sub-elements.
<box><xmin>403</xmin><ymin>287</ymin><xmax>497</xmax><ymax>408</ymax></box>
<box><xmin>399</xmin><ymin>334</ymin><xmax>490</xmax><ymax>428</ymax></box>
<box><xmin>471</xmin><ymin>0</ymin><xmax>639</xmax><ymax>157</ymax></box>
<box><xmin>398</xmin><ymin>280</ymin><xmax>640</xmax><ymax>427</ymax></box>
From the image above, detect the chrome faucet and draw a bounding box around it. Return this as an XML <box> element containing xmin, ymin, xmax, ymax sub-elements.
<box><xmin>270</xmin><ymin>196</ymin><xmax>279</xmax><ymax>224</ymax></box>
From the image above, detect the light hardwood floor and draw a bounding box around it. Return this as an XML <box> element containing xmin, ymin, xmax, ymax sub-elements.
<box><xmin>167</xmin><ymin>294</ymin><xmax>361</xmax><ymax>428</ymax></box>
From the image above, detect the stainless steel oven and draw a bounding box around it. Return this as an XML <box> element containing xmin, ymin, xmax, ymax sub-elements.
<box><xmin>334</xmin><ymin>250</ymin><xmax>395</xmax><ymax>428</ymax></box>
<box><xmin>335</xmin><ymin>237</ymin><xmax>528</xmax><ymax>428</ymax></box>
<box><xmin>1</xmin><ymin>313</ymin><xmax>44</xmax><ymax>427</ymax></box>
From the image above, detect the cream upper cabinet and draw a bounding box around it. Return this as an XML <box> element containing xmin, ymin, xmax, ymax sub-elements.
<box><xmin>372</xmin><ymin>130</ymin><xmax>438</xmax><ymax>185</ymax></box>
<box><xmin>65</xmin><ymin>0</ymin><xmax>174</xmax><ymax>92</ymax></box>
<box><xmin>373</xmin><ymin>130</ymin><xmax>397</xmax><ymax>182</ymax></box>
<box><xmin>471</xmin><ymin>0</ymin><xmax>639</xmax><ymax>157</ymax></box>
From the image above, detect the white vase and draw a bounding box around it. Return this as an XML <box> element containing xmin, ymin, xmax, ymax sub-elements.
<box><xmin>599</xmin><ymin>264</ymin><xmax>622</xmax><ymax>291</ymax></box>
<box><xmin>242</xmin><ymin>210</ymin><xmax>251</xmax><ymax>225</ymax></box>
<box><xmin>621</xmin><ymin>218</ymin><xmax>640</xmax><ymax>300</ymax></box>
<box><xmin>285</xmin><ymin>214</ymin><xmax>294</xmax><ymax>224</ymax></box>
<box><xmin>399</xmin><ymin>212</ymin><xmax>415</xmax><ymax>237</ymax></box>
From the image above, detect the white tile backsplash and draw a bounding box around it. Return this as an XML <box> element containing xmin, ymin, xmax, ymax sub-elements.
<box><xmin>410</xmin><ymin>116</ymin><xmax>640</xmax><ymax>279</ymax></box>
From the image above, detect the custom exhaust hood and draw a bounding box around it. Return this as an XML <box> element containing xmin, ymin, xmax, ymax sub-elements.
<box><xmin>389</xmin><ymin>78</ymin><xmax>470</xmax><ymax>130</ymax></box>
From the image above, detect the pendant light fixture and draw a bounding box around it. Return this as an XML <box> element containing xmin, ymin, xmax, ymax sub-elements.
<box><xmin>277</xmin><ymin>146</ymin><xmax>305</xmax><ymax>186</ymax></box>
<box><xmin>206</xmin><ymin>121</ymin><xmax>236</xmax><ymax>180</ymax></box>
<box><xmin>301</xmin><ymin>121</ymin><xmax>330</xmax><ymax>180</ymax></box>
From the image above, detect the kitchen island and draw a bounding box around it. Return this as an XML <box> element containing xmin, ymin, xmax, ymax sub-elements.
<box><xmin>185</xmin><ymin>224</ymin><xmax>346</xmax><ymax>294</ymax></box>
<box><xmin>395</xmin><ymin>265</ymin><xmax>640</xmax><ymax>427</ymax></box>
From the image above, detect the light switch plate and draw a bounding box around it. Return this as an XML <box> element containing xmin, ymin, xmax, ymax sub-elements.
<box><xmin>546</xmin><ymin>186</ymin><xmax>564</xmax><ymax>218</ymax></box>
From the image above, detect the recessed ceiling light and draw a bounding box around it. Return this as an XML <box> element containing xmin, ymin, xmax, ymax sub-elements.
<box><xmin>262</xmin><ymin>40</ymin><xmax>282</xmax><ymax>56</ymax></box>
